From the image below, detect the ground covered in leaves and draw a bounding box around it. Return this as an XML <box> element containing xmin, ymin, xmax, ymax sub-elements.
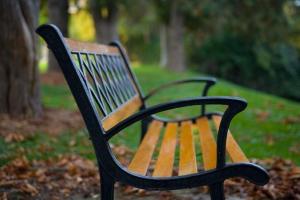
<box><xmin>1</xmin><ymin>71</ymin><xmax>300</xmax><ymax>199</ymax></box>
<box><xmin>1</xmin><ymin>150</ymin><xmax>300</xmax><ymax>200</ymax></box>
<box><xmin>0</xmin><ymin>108</ymin><xmax>84</xmax><ymax>141</ymax></box>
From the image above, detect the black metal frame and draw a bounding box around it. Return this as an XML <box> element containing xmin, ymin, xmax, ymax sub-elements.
<box><xmin>36</xmin><ymin>24</ymin><xmax>269</xmax><ymax>200</ymax></box>
<box><xmin>140</xmin><ymin>77</ymin><xmax>216</xmax><ymax>139</ymax></box>
<box><xmin>144</xmin><ymin>77</ymin><xmax>216</xmax><ymax>114</ymax></box>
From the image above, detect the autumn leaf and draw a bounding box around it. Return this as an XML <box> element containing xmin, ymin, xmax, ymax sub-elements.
<box><xmin>20</xmin><ymin>181</ymin><xmax>38</xmax><ymax>196</ymax></box>
<box><xmin>282</xmin><ymin>115</ymin><xmax>300</xmax><ymax>125</ymax></box>
<box><xmin>265</xmin><ymin>133</ymin><xmax>275</xmax><ymax>146</ymax></box>
<box><xmin>4</xmin><ymin>132</ymin><xmax>25</xmax><ymax>143</ymax></box>
<box><xmin>255</xmin><ymin>110</ymin><xmax>270</xmax><ymax>122</ymax></box>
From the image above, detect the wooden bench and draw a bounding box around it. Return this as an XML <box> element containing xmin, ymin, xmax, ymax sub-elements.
<box><xmin>37</xmin><ymin>24</ymin><xmax>269</xmax><ymax>200</ymax></box>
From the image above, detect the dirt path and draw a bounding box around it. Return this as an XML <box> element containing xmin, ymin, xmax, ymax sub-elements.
<box><xmin>71</xmin><ymin>188</ymin><xmax>243</xmax><ymax>200</ymax></box>
<box><xmin>1</xmin><ymin>148</ymin><xmax>300</xmax><ymax>199</ymax></box>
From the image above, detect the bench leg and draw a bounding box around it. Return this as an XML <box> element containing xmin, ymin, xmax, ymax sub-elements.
<box><xmin>100</xmin><ymin>170</ymin><xmax>115</xmax><ymax>200</ymax></box>
<box><xmin>140</xmin><ymin>117</ymin><xmax>151</xmax><ymax>142</ymax></box>
<box><xmin>209</xmin><ymin>182</ymin><xmax>225</xmax><ymax>200</ymax></box>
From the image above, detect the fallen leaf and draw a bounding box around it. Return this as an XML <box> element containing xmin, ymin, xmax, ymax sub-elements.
<box><xmin>0</xmin><ymin>192</ymin><xmax>7</xmax><ymax>200</ymax></box>
<box><xmin>4</xmin><ymin>132</ymin><xmax>25</xmax><ymax>143</ymax></box>
<box><xmin>255</xmin><ymin>110</ymin><xmax>270</xmax><ymax>122</ymax></box>
<box><xmin>265</xmin><ymin>133</ymin><xmax>275</xmax><ymax>146</ymax></box>
<box><xmin>282</xmin><ymin>115</ymin><xmax>300</xmax><ymax>125</ymax></box>
<box><xmin>123</xmin><ymin>186</ymin><xmax>139</xmax><ymax>195</ymax></box>
<box><xmin>20</xmin><ymin>182</ymin><xmax>38</xmax><ymax>196</ymax></box>
<box><xmin>289</xmin><ymin>144</ymin><xmax>300</xmax><ymax>155</ymax></box>
<box><xmin>69</xmin><ymin>139</ymin><xmax>76</xmax><ymax>146</ymax></box>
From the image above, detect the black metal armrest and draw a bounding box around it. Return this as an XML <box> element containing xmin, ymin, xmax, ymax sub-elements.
<box><xmin>103</xmin><ymin>98</ymin><xmax>268</xmax><ymax>193</ymax></box>
<box><xmin>144</xmin><ymin>77</ymin><xmax>217</xmax><ymax>100</ymax></box>
<box><xmin>106</xmin><ymin>96</ymin><xmax>247</xmax><ymax>169</ymax></box>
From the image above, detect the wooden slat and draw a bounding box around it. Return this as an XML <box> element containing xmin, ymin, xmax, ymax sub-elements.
<box><xmin>128</xmin><ymin>120</ymin><xmax>163</xmax><ymax>175</ymax></box>
<box><xmin>102</xmin><ymin>95</ymin><xmax>142</xmax><ymax>130</ymax></box>
<box><xmin>196</xmin><ymin>117</ymin><xmax>217</xmax><ymax>170</ymax></box>
<box><xmin>65</xmin><ymin>38</ymin><xmax>120</xmax><ymax>54</ymax></box>
<box><xmin>153</xmin><ymin>123</ymin><xmax>178</xmax><ymax>177</ymax></box>
<box><xmin>179</xmin><ymin>121</ymin><xmax>197</xmax><ymax>176</ymax></box>
<box><xmin>212</xmin><ymin>115</ymin><xmax>249</xmax><ymax>163</ymax></box>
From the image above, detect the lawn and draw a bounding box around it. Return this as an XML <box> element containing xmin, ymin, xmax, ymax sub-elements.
<box><xmin>1</xmin><ymin>64</ymin><xmax>300</xmax><ymax>166</ymax></box>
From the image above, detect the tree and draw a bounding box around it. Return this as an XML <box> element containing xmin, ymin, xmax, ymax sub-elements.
<box><xmin>165</xmin><ymin>0</ymin><xmax>185</xmax><ymax>71</ymax></box>
<box><xmin>155</xmin><ymin>0</ymin><xmax>186</xmax><ymax>71</ymax></box>
<box><xmin>188</xmin><ymin>0</ymin><xmax>300</xmax><ymax>100</ymax></box>
<box><xmin>89</xmin><ymin>0</ymin><xmax>119</xmax><ymax>43</ymax></box>
<box><xmin>0</xmin><ymin>0</ymin><xmax>42</xmax><ymax>117</ymax></box>
<box><xmin>47</xmin><ymin>0</ymin><xmax>69</xmax><ymax>71</ymax></box>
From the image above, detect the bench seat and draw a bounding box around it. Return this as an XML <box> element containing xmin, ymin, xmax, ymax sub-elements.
<box><xmin>128</xmin><ymin>115</ymin><xmax>248</xmax><ymax>177</ymax></box>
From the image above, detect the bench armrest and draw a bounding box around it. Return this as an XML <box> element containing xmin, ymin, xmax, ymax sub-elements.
<box><xmin>144</xmin><ymin>77</ymin><xmax>217</xmax><ymax>100</ymax></box>
<box><xmin>106</xmin><ymin>96</ymin><xmax>247</xmax><ymax>169</ymax></box>
<box><xmin>144</xmin><ymin>77</ymin><xmax>216</xmax><ymax>116</ymax></box>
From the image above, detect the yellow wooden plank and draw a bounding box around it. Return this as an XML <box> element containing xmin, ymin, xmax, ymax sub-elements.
<box><xmin>65</xmin><ymin>38</ymin><xmax>120</xmax><ymax>55</ymax></box>
<box><xmin>212</xmin><ymin>115</ymin><xmax>249</xmax><ymax>163</ymax></box>
<box><xmin>196</xmin><ymin>117</ymin><xmax>217</xmax><ymax>170</ymax></box>
<box><xmin>102</xmin><ymin>95</ymin><xmax>142</xmax><ymax>130</ymax></box>
<box><xmin>128</xmin><ymin>120</ymin><xmax>163</xmax><ymax>175</ymax></box>
<box><xmin>179</xmin><ymin>121</ymin><xmax>197</xmax><ymax>176</ymax></box>
<box><xmin>153</xmin><ymin>123</ymin><xmax>178</xmax><ymax>177</ymax></box>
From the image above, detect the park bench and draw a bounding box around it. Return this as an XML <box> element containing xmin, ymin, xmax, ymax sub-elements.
<box><xmin>36</xmin><ymin>24</ymin><xmax>269</xmax><ymax>200</ymax></box>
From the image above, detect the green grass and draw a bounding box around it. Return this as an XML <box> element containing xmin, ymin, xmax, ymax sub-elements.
<box><xmin>0</xmin><ymin>130</ymin><xmax>94</xmax><ymax>166</ymax></box>
<box><xmin>132</xmin><ymin>65</ymin><xmax>300</xmax><ymax>163</ymax></box>
<box><xmin>1</xmin><ymin>64</ymin><xmax>299</xmax><ymax>166</ymax></box>
<box><xmin>42</xmin><ymin>85</ymin><xmax>77</xmax><ymax>110</ymax></box>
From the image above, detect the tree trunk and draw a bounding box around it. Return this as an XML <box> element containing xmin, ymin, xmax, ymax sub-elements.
<box><xmin>90</xmin><ymin>0</ymin><xmax>119</xmax><ymax>43</ymax></box>
<box><xmin>47</xmin><ymin>0</ymin><xmax>69</xmax><ymax>71</ymax></box>
<box><xmin>165</xmin><ymin>1</ymin><xmax>185</xmax><ymax>71</ymax></box>
<box><xmin>160</xmin><ymin>25</ymin><xmax>168</xmax><ymax>67</ymax></box>
<box><xmin>0</xmin><ymin>0</ymin><xmax>42</xmax><ymax>118</ymax></box>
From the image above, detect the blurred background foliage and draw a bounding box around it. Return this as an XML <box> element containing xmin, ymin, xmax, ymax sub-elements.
<box><xmin>188</xmin><ymin>0</ymin><xmax>300</xmax><ymax>100</ymax></box>
<box><xmin>39</xmin><ymin>0</ymin><xmax>300</xmax><ymax>101</ymax></box>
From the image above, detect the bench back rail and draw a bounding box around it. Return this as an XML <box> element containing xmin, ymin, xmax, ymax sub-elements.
<box><xmin>36</xmin><ymin>25</ymin><xmax>149</xmax><ymax>188</ymax></box>
<box><xmin>39</xmin><ymin>27</ymin><xmax>144</xmax><ymax>135</ymax></box>
<box><xmin>65</xmin><ymin>38</ymin><xmax>143</xmax><ymax>130</ymax></box>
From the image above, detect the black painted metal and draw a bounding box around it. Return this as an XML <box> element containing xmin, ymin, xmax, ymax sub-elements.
<box><xmin>110</xmin><ymin>41</ymin><xmax>149</xmax><ymax>142</ymax></box>
<box><xmin>140</xmin><ymin>112</ymin><xmax>152</xmax><ymax>141</ymax></box>
<box><xmin>105</xmin><ymin>96</ymin><xmax>247</xmax><ymax>139</ymax></box>
<box><xmin>70</xmin><ymin>50</ymin><xmax>138</xmax><ymax>118</ymax></box>
<box><xmin>36</xmin><ymin>24</ymin><xmax>269</xmax><ymax>200</ymax></box>
<box><xmin>110</xmin><ymin>41</ymin><xmax>145</xmax><ymax>100</ymax></box>
<box><xmin>147</xmin><ymin>111</ymin><xmax>222</xmax><ymax>124</ymax></box>
<box><xmin>210</xmin><ymin>182</ymin><xmax>225</xmax><ymax>200</ymax></box>
<box><xmin>142</xmin><ymin>77</ymin><xmax>216</xmax><ymax>141</ymax></box>
<box><xmin>144</xmin><ymin>77</ymin><xmax>216</xmax><ymax>116</ymax></box>
<box><xmin>100</xmin><ymin>169</ymin><xmax>115</xmax><ymax>199</ymax></box>
<box><xmin>144</xmin><ymin>78</ymin><xmax>216</xmax><ymax>100</ymax></box>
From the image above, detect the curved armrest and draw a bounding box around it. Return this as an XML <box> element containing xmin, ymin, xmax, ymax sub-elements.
<box><xmin>105</xmin><ymin>96</ymin><xmax>247</xmax><ymax>168</ymax></box>
<box><xmin>144</xmin><ymin>77</ymin><xmax>217</xmax><ymax>100</ymax></box>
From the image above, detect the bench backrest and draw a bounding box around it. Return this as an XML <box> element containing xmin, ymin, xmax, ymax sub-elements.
<box><xmin>65</xmin><ymin>39</ymin><xmax>143</xmax><ymax>130</ymax></box>
<box><xmin>37</xmin><ymin>25</ymin><xmax>144</xmax><ymax>133</ymax></box>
